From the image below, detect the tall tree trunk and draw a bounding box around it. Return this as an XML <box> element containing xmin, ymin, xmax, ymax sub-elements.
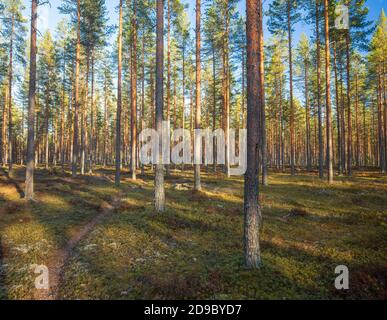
<box><xmin>324</xmin><ymin>0</ymin><xmax>333</xmax><ymax>183</ymax></box>
<box><xmin>72</xmin><ymin>0</ymin><xmax>81</xmax><ymax>177</ymax></box>
<box><xmin>346</xmin><ymin>32</ymin><xmax>352</xmax><ymax>176</ymax></box>
<box><xmin>60</xmin><ymin>49</ymin><xmax>66</xmax><ymax>169</ymax></box>
<box><xmin>89</xmin><ymin>51</ymin><xmax>95</xmax><ymax>174</ymax></box>
<box><xmin>81</xmin><ymin>55</ymin><xmax>89</xmax><ymax>175</ymax></box>
<box><xmin>141</xmin><ymin>26</ymin><xmax>146</xmax><ymax>175</ymax></box>
<box><xmin>1</xmin><ymin>87</ymin><xmax>7</xmax><ymax>166</ymax></box>
<box><xmin>131</xmin><ymin>0</ymin><xmax>138</xmax><ymax>180</ymax></box>
<box><xmin>316</xmin><ymin>0</ymin><xmax>324</xmax><ymax>178</ymax></box>
<box><xmin>115</xmin><ymin>0</ymin><xmax>123</xmax><ymax>185</ymax></box>
<box><xmin>212</xmin><ymin>41</ymin><xmax>217</xmax><ymax>172</ymax></box>
<box><xmin>8</xmin><ymin>15</ymin><xmax>15</xmax><ymax>173</ymax></box>
<box><xmin>155</xmin><ymin>0</ymin><xmax>165</xmax><ymax>212</ymax></box>
<box><xmin>194</xmin><ymin>0</ymin><xmax>202</xmax><ymax>191</ymax></box>
<box><xmin>377</xmin><ymin>72</ymin><xmax>385</xmax><ymax>172</ymax></box>
<box><xmin>245</xmin><ymin>0</ymin><xmax>262</xmax><ymax>269</ymax></box>
<box><xmin>305</xmin><ymin>57</ymin><xmax>312</xmax><ymax>172</ymax></box>
<box><xmin>355</xmin><ymin>72</ymin><xmax>360</xmax><ymax>168</ymax></box>
<box><xmin>287</xmin><ymin>0</ymin><xmax>295</xmax><ymax>176</ymax></box>
<box><xmin>241</xmin><ymin>45</ymin><xmax>245</xmax><ymax>130</ymax></box>
<box><xmin>103</xmin><ymin>69</ymin><xmax>108</xmax><ymax>167</ymax></box>
<box><xmin>25</xmin><ymin>0</ymin><xmax>37</xmax><ymax>200</ymax></box>
<box><xmin>165</xmin><ymin>0</ymin><xmax>171</xmax><ymax>177</ymax></box>
<box><xmin>333</xmin><ymin>41</ymin><xmax>342</xmax><ymax>174</ymax></box>
<box><xmin>259</xmin><ymin>3</ymin><xmax>267</xmax><ymax>185</ymax></box>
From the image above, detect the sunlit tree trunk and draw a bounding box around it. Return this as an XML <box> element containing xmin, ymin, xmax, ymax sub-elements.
<box><xmin>324</xmin><ymin>0</ymin><xmax>333</xmax><ymax>184</ymax></box>
<box><xmin>316</xmin><ymin>0</ymin><xmax>324</xmax><ymax>178</ymax></box>
<box><xmin>72</xmin><ymin>0</ymin><xmax>81</xmax><ymax>177</ymax></box>
<box><xmin>25</xmin><ymin>0</ymin><xmax>37</xmax><ymax>200</ymax></box>
<box><xmin>244</xmin><ymin>0</ymin><xmax>262</xmax><ymax>269</ymax></box>
<box><xmin>305</xmin><ymin>53</ymin><xmax>312</xmax><ymax>172</ymax></box>
<box><xmin>333</xmin><ymin>41</ymin><xmax>342</xmax><ymax>174</ymax></box>
<box><xmin>194</xmin><ymin>0</ymin><xmax>202</xmax><ymax>191</ymax></box>
<box><xmin>259</xmin><ymin>3</ymin><xmax>268</xmax><ymax>185</ymax></box>
<box><xmin>115</xmin><ymin>0</ymin><xmax>123</xmax><ymax>185</ymax></box>
<box><xmin>8</xmin><ymin>15</ymin><xmax>15</xmax><ymax>173</ymax></box>
<box><xmin>287</xmin><ymin>0</ymin><xmax>295</xmax><ymax>176</ymax></box>
<box><xmin>155</xmin><ymin>0</ymin><xmax>165</xmax><ymax>212</ymax></box>
<box><xmin>345</xmin><ymin>31</ymin><xmax>352</xmax><ymax>176</ymax></box>
<box><xmin>131</xmin><ymin>0</ymin><xmax>138</xmax><ymax>180</ymax></box>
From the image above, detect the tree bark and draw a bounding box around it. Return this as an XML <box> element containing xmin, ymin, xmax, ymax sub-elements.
<box><xmin>244</xmin><ymin>0</ymin><xmax>262</xmax><ymax>269</ymax></box>
<box><xmin>287</xmin><ymin>0</ymin><xmax>295</xmax><ymax>176</ymax></box>
<box><xmin>131</xmin><ymin>0</ymin><xmax>138</xmax><ymax>180</ymax></box>
<box><xmin>8</xmin><ymin>15</ymin><xmax>15</xmax><ymax>173</ymax></box>
<box><xmin>323</xmin><ymin>0</ymin><xmax>333</xmax><ymax>184</ymax></box>
<box><xmin>72</xmin><ymin>0</ymin><xmax>81</xmax><ymax>177</ymax></box>
<box><xmin>155</xmin><ymin>0</ymin><xmax>165</xmax><ymax>212</ymax></box>
<box><xmin>115</xmin><ymin>0</ymin><xmax>123</xmax><ymax>185</ymax></box>
<box><xmin>194</xmin><ymin>0</ymin><xmax>202</xmax><ymax>191</ymax></box>
<box><xmin>346</xmin><ymin>32</ymin><xmax>352</xmax><ymax>176</ymax></box>
<box><xmin>259</xmin><ymin>3</ymin><xmax>268</xmax><ymax>185</ymax></box>
<box><xmin>316</xmin><ymin>0</ymin><xmax>324</xmax><ymax>178</ymax></box>
<box><xmin>25</xmin><ymin>0</ymin><xmax>37</xmax><ymax>200</ymax></box>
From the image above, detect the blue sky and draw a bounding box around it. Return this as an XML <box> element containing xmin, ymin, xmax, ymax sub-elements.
<box><xmin>26</xmin><ymin>0</ymin><xmax>386</xmax><ymax>46</ymax></box>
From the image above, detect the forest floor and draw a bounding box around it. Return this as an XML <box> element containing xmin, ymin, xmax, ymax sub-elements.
<box><xmin>0</xmin><ymin>166</ymin><xmax>386</xmax><ymax>300</ymax></box>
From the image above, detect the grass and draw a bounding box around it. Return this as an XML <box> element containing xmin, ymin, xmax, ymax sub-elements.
<box><xmin>0</xmin><ymin>166</ymin><xmax>386</xmax><ymax>300</ymax></box>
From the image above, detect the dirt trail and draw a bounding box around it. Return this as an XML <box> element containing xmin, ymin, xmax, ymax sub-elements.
<box><xmin>0</xmin><ymin>170</ymin><xmax>123</xmax><ymax>300</ymax></box>
<box><xmin>33</xmin><ymin>193</ymin><xmax>121</xmax><ymax>300</ymax></box>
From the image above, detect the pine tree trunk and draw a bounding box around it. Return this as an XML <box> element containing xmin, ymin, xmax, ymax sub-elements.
<box><xmin>194</xmin><ymin>0</ymin><xmax>202</xmax><ymax>191</ymax></box>
<box><xmin>355</xmin><ymin>72</ymin><xmax>360</xmax><ymax>168</ymax></box>
<box><xmin>115</xmin><ymin>0</ymin><xmax>123</xmax><ymax>185</ymax></box>
<box><xmin>377</xmin><ymin>72</ymin><xmax>385</xmax><ymax>172</ymax></box>
<box><xmin>305</xmin><ymin>58</ymin><xmax>312</xmax><ymax>172</ymax></box>
<box><xmin>287</xmin><ymin>0</ymin><xmax>295</xmax><ymax>176</ymax></box>
<box><xmin>346</xmin><ymin>32</ymin><xmax>352</xmax><ymax>176</ymax></box>
<box><xmin>165</xmin><ymin>0</ymin><xmax>171</xmax><ymax>178</ymax></box>
<box><xmin>316</xmin><ymin>0</ymin><xmax>324</xmax><ymax>179</ymax></box>
<box><xmin>259</xmin><ymin>3</ymin><xmax>268</xmax><ymax>185</ymax></box>
<box><xmin>131</xmin><ymin>0</ymin><xmax>138</xmax><ymax>180</ymax></box>
<box><xmin>89</xmin><ymin>52</ymin><xmax>95</xmax><ymax>174</ymax></box>
<box><xmin>245</xmin><ymin>0</ymin><xmax>262</xmax><ymax>269</ymax></box>
<box><xmin>333</xmin><ymin>42</ymin><xmax>342</xmax><ymax>174</ymax></box>
<box><xmin>212</xmin><ymin>42</ymin><xmax>217</xmax><ymax>172</ymax></box>
<box><xmin>324</xmin><ymin>0</ymin><xmax>333</xmax><ymax>184</ymax></box>
<box><xmin>155</xmin><ymin>0</ymin><xmax>165</xmax><ymax>212</ymax></box>
<box><xmin>8</xmin><ymin>15</ymin><xmax>15</xmax><ymax>173</ymax></box>
<box><xmin>72</xmin><ymin>0</ymin><xmax>81</xmax><ymax>177</ymax></box>
<box><xmin>141</xmin><ymin>27</ymin><xmax>146</xmax><ymax>176</ymax></box>
<box><xmin>25</xmin><ymin>0</ymin><xmax>37</xmax><ymax>200</ymax></box>
<box><xmin>1</xmin><ymin>87</ymin><xmax>7</xmax><ymax>166</ymax></box>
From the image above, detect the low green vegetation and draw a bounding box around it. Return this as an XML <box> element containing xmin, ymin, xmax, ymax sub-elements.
<box><xmin>0</xmin><ymin>167</ymin><xmax>386</xmax><ymax>300</ymax></box>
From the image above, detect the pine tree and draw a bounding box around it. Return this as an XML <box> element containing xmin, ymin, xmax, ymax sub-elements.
<box><xmin>268</xmin><ymin>0</ymin><xmax>301</xmax><ymax>176</ymax></box>
<box><xmin>25</xmin><ymin>0</ymin><xmax>37</xmax><ymax>200</ymax></box>
<box><xmin>155</xmin><ymin>0</ymin><xmax>165</xmax><ymax>212</ymax></box>
<box><xmin>245</xmin><ymin>0</ymin><xmax>262</xmax><ymax>269</ymax></box>
<box><xmin>1</xmin><ymin>0</ymin><xmax>26</xmax><ymax>173</ymax></box>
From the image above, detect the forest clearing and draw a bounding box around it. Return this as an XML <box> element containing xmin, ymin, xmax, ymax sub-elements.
<box><xmin>0</xmin><ymin>0</ymin><xmax>386</xmax><ymax>302</ymax></box>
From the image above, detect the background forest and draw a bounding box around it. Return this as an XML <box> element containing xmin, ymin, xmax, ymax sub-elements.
<box><xmin>0</xmin><ymin>0</ymin><xmax>386</xmax><ymax>300</ymax></box>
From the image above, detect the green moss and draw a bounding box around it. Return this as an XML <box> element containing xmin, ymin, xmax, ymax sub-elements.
<box><xmin>0</xmin><ymin>167</ymin><xmax>386</xmax><ymax>299</ymax></box>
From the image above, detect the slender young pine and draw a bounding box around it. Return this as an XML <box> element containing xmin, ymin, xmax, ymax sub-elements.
<box><xmin>115</xmin><ymin>0</ymin><xmax>123</xmax><ymax>186</ymax></box>
<box><xmin>324</xmin><ymin>0</ymin><xmax>334</xmax><ymax>184</ymax></box>
<box><xmin>131</xmin><ymin>0</ymin><xmax>137</xmax><ymax>181</ymax></box>
<box><xmin>72</xmin><ymin>0</ymin><xmax>81</xmax><ymax>177</ymax></box>
<box><xmin>194</xmin><ymin>0</ymin><xmax>202</xmax><ymax>191</ymax></box>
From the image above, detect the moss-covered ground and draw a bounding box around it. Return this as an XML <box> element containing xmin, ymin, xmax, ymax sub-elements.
<box><xmin>0</xmin><ymin>166</ymin><xmax>385</xmax><ymax>300</ymax></box>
